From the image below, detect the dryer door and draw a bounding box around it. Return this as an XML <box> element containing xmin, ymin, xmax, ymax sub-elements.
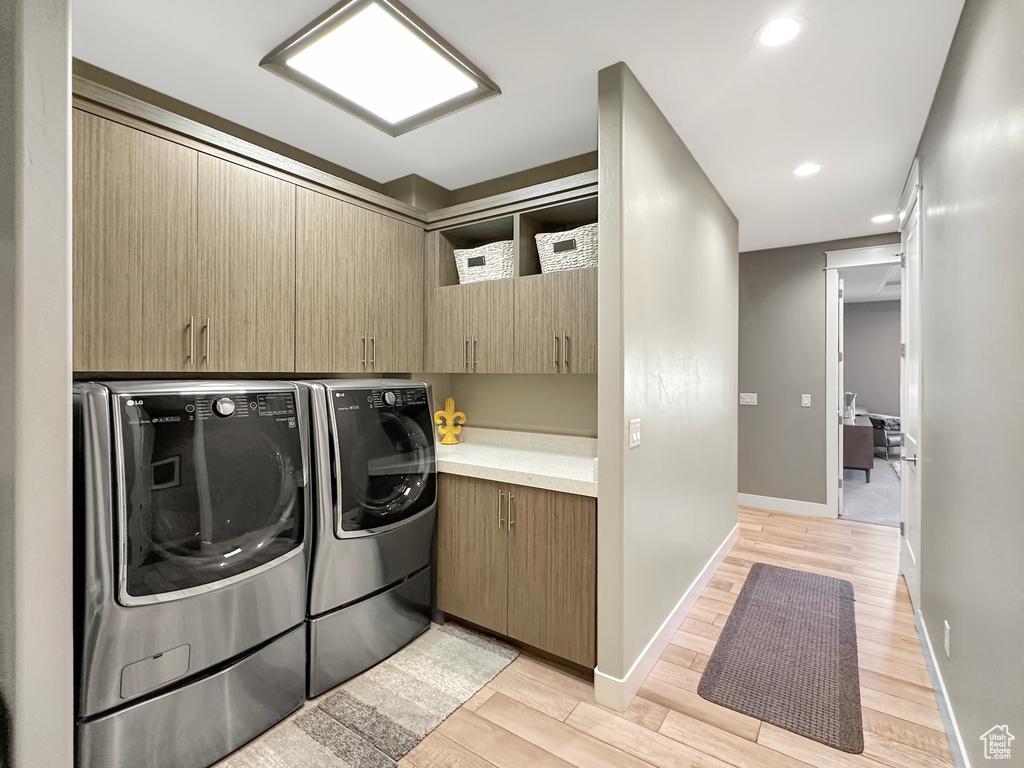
<box><xmin>329</xmin><ymin>387</ymin><xmax>436</xmax><ymax>536</ymax></box>
<box><xmin>114</xmin><ymin>390</ymin><xmax>305</xmax><ymax>604</ymax></box>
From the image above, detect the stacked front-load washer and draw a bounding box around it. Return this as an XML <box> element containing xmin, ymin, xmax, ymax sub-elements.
<box><xmin>305</xmin><ymin>380</ymin><xmax>437</xmax><ymax>697</ymax></box>
<box><xmin>74</xmin><ymin>381</ymin><xmax>310</xmax><ymax>768</ymax></box>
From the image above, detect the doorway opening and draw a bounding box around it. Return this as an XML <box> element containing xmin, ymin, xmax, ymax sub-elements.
<box><xmin>824</xmin><ymin>242</ymin><xmax>901</xmax><ymax>524</ymax></box>
<box><xmin>838</xmin><ymin>265</ymin><xmax>902</xmax><ymax>527</ymax></box>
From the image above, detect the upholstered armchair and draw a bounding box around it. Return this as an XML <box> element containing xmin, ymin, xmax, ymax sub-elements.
<box><xmin>868</xmin><ymin>414</ymin><xmax>901</xmax><ymax>459</ymax></box>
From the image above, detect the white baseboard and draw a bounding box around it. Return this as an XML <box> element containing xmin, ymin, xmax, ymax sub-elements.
<box><xmin>594</xmin><ymin>523</ymin><xmax>739</xmax><ymax>711</ymax></box>
<box><xmin>916</xmin><ymin>611</ymin><xmax>971</xmax><ymax>768</ymax></box>
<box><xmin>737</xmin><ymin>493</ymin><xmax>834</xmax><ymax>519</ymax></box>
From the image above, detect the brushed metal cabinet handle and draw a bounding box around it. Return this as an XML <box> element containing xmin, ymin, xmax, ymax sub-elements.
<box><xmin>362</xmin><ymin>332</ymin><xmax>367</xmax><ymax>368</ymax></box>
<box><xmin>188</xmin><ymin>316</ymin><xmax>195</xmax><ymax>365</ymax></box>
<box><xmin>464</xmin><ymin>335</ymin><xmax>469</xmax><ymax>370</ymax></box>
<box><xmin>562</xmin><ymin>330</ymin><xmax>568</xmax><ymax>371</ymax></box>
<box><xmin>508</xmin><ymin>492</ymin><xmax>515</xmax><ymax>529</ymax></box>
<box><xmin>371</xmin><ymin>332</ymin><xmax>377</xmax><ymax>368</ymax></box>
<box><xmin>203</xmin><ymin>317</ymin><xmax>211</xmax><ymax>363</ymax></box>
<box><xmin>498</xmin><ymin>489</ymin><xmax>504</xmax><ymax>528</ymax></box>
<box><xmin>553</xmin><ymin>332</ymin><xmax>559</xmax><ymax>370</ymax></box>
<box><xmin>472</xmin><ymin>335</ymin><xmax>477</xmax><ymax>372</ymax></box>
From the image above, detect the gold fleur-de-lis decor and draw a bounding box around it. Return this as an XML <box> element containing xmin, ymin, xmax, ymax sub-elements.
<box><xmin>434</xmin><ymin>396</ymin><xmax>466</xmax><ymax>445</ymax></box>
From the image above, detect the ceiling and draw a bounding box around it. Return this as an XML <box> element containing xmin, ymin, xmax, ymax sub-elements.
<box><xmin>72</xmin><ymin>0</ymin><xmax>964</xmax><ymax>251</ymax></box>
<box><xmin>840</xmin><ymin>264</ymin><xmax>901</xmax><ymax>303</ymax></box>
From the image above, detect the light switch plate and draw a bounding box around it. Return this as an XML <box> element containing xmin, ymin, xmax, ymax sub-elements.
<box><xmin>740</xmin><ymin>393</ymin><xmax>757</xmax><ymax>406</ymax></box>
<box><xmin>628</xmin><ymin>418</ymin><xmax>641</xmax><ymax>449</ymax></box>
<box><xmin>944</xmin><ymin>620</ymin><xmax>951</xmax><ymax>658</ymax></box>
<box><xmin>801</xmin><ymin>394</ymin><xmax>812</xmax><ymax>407</ymax></box>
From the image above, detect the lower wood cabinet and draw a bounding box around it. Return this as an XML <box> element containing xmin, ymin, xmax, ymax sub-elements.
<box><xmin>437</xmin><ymin>474</ymin><xmax>597</xmax><ymax>668</ymax></box>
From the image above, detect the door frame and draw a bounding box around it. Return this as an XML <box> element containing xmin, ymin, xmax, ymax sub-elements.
<box><xmin>897</xmin><ymin>159</ymin><xmax>922</xmax><ymax>608</ymax></box>
<box><xmin>824</xmin><ymin>243</ymin><xmax>903</xmax><ymax>519</ymax></box>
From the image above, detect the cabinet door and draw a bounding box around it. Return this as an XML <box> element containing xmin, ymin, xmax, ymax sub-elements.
<box><xmin>73</xmin><ymin>110</ymin><xmax>196</xmax><ymax>372</ymax></box>
<box><xmin>513</xmin><ymin>274</ymin><xmax>561</xmax><ymax>374</ymax></box>
<box><xmin>556</xmin><ymin>267</ymin><xmax>598</xmax><ymax>374</ymax></box>
<box><xmin>368</xmin><ymin>212</ymin><xmax>425</xmax><ymax>372</ymax></box>
<box><xmin>424</xmin><ymin>286</ymin><xmax>468</xmax><ymax>373</ymax></box>
<box><xmin>464</xmin><ymin>280</ymin><xmax>514</xmax><ymax>374</ymax></box>
<box><xmin>437</xmin><ymin>475</ymin><xmax>508</xmax><ymax>633</ymax></box>
<box><xmin>196</xmin><ymin>155</ymin><xmax>295</xmax><ymax>372</ymax></box>
<box><xmin>507</xmin><ymin>485</ymin><xmax>596</xmax><ymax>667</ymax></box>
<box><xmin>295</xmin><ymin>188</ymin><xmax>371</xmax><ymax>372</ymax></box>
<box><xmin>513</xmin><ymin>268</ymin><xmax>597</xmax><ymax>374</ymax></box>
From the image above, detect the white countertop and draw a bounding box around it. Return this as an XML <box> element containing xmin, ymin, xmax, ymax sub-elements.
<box><xmin>435</xmin><ymin>427</ymin><xmax>598</xmax><ymax>498</ymax></box>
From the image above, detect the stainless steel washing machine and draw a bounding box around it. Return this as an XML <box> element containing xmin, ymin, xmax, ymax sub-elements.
<box><xmin>305</xmin><ymin>380</ymin><xmax>436</xmax><ymax>697</ymax></box>
<box><xmin>74</xmin><ymin>381</ymin><xmax>310</xmax><ymax>768</ymax></box>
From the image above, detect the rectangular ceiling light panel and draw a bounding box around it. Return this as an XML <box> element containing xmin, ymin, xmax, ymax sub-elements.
<box><xmin>261</xmin><ymin>0</ymin><xmax>500</xmax><ymax>136</ymax></box>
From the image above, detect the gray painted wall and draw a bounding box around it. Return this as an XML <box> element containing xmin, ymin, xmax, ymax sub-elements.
<box><xmin>914</xmin><ymin>0</ymin><xmax>1023</xmax><ymax>760</ymax></box>
<box><xmin>0</xmin><ymin>1</ymin><xmax>74</xmax><ymax>765</ymax></box>
<box><xmin>739</xmin><ymin>233</ymin><xmax>900</xmax><ymax>504</ymax></box>
<box><xmin>597</xmin><ymin>62</ymin><xmax>738</xmax><ymax>682</ymax></box>
<box><xmin>844</xmin><ymin>300</ymin><xmax>901</xmax><ymax>417</ymax></box>
<box><xmin>444</xmin><ymin>374</ymin><xmax>597</xmax><ymax>437</ymax></box>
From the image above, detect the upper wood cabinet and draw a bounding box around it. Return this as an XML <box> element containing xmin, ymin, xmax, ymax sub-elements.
<box><xmin>295</xmin><ymin>188</ymin><xmax>425</xmax><ymax>373</ymax></box>
<box><xmin>424</xmin><ymin>196</ymin><xmax>597</xmax><ymax>375</ymax></box>
<box><xmin>73</xmin><ymin>110</ymin><xmax>197</xmax><ymax>372</ymax></box>
<box><xmin>295</xmin><ymin>188</ymin><xmax>373</xmax><ymax>372</ymax></box>
<box><xmin>513</xmin><ymin>268</ymin><xmax>597</xmax><ymax>374</ymax></box>
<box><xmin>436</xmin><ymin>473</ymin><xmax>597</xmax><ymax>668</ymax></box>
<box><xmin>424</xmin><ymin>226</ymin><xmax>514</xmax><ymax>374</ymax></box>
<box><xmin>367</xmin><ymin>207</ymin><xmax>425</xmax><ymax>373</ymax></box>
<box><xmin>196</xmin><ymin>154</ymin><xmax>296</xmax><ymax>373</ymax></box>
<box><xmin>73</xmin><ymin>108</ymin><xmax>427</xmax><ymax>375</ymax></box>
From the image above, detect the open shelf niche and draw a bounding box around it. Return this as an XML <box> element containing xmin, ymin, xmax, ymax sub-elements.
<box><xmin>516</xmin><ymin>196</ymin><xmax>598</xmax><ymax>278</ymax></box>
<box><xmin>436</xmin><ymin>215</ymin><xmax>515</xmax><ymax>287</ymax></box>
<box><xmin>432</xmin><ymin>192</ymin><xmax>599</xmax><ymax>289</ymax></box>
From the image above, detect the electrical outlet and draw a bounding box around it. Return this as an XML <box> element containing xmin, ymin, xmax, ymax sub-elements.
<box><xmin>944</xmin><ymin>620</ymin><xmax>951</xmax><ymax>658</ymax></box>
<box><xmin>740</xmin><ymin>393</ymin><xmax>757</xmax><ymax>406</ymax></box>
<box><xmin>628</xmin><ymin>418</ymin><xmax>642</xmax><ymax>449</ymax></box>
<box><xmin>801</xmin><ymin>394</ymin><xmax>812</xmax><ymax>407</ymax></box>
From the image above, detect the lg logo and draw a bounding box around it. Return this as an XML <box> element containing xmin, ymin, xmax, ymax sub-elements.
<box><xmin>126</xmin><ymin>399</ymin><xmax>144</xmax><ymax>406</ymax></box>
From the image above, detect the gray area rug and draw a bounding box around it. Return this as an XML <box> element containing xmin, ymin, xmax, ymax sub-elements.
<box><xmin>218</xmin><ymin>623</ymin><xmax>518</xmax><ymax>768</ymax></box>
<box><xmin>698</xmin><ymin>563</ymin><xmax>864</xmax><ymax>753</ymax></box>
<box><xmin>842</xmin><ymin>454</ymin><xmax>901</xmax><ymax>528</ymax></box>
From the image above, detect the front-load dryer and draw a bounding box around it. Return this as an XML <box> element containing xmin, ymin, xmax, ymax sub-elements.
<box><xmin>305</xmin><ymin>380</ymin><xmax>437</xmax><ymax>697</ymax></box>
<box><xmin>74</xmin><ymin>381</ymin><xmax>310</xmax><ymax>768</ymax></box>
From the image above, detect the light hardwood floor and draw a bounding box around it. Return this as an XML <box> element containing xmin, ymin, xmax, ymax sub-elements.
<box><xmin>400</xmin><ymin>508</ymin><xmax>954</xmax><ymax>768</ymax></box>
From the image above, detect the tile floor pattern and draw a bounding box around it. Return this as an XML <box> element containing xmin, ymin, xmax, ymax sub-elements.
<box><xmin>398</xmin><ymin>508</ymin><xmax>954</xmax><ymax>768</ymax></box>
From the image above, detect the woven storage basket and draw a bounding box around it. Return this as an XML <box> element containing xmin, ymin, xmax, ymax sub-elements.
<box><xmin>454</xmin><ymin>240</ymin><xmax>514</xmax><ymax>284</ymax></box>
<box><xmin>535</xmin><ymin>222</ymin><xmax>598</xmax><ymax>273</ymax></box>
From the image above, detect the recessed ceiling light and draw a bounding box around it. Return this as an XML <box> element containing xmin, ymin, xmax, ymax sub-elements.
<box><xmin>793</xmin><ymin>162</ymin><xmax>824</xmax><ymax>177</ymax></box>
<box><xmin>261</xmin><ymin>0</ymin><xmax>500</xmax><ymax>136</ymax></box>
<box><xmin>871</xmin><ymin>214</ymin><xmax>896</xmax><ymax>224</ymax></box>
<box><xmin>758</xmin><ymin>17</ymin><xmax>802</xmax><ymax>47</ymax></box>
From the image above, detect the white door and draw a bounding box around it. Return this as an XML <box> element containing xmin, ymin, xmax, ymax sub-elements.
<box><xmin>838</xmin><ymin>279</ymin><xmax>845</xmax><ymax>519</ymax></box>
<box><xmin>900</xmin><ymin>183</ymin><xmax>922</xmax><ymax>609</ymax></box>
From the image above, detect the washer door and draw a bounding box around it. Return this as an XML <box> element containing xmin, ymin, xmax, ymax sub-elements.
<box><xmin>115</xmin><ymin>392</ymin><xmax>305</xmax><ymax>603</ymax></box>
<box><xmin>330</xmin><ymin>388</ymin><xmax>436</xmax><ymax>536</ymax></box>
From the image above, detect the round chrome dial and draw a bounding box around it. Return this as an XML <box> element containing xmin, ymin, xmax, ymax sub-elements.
<box><xmin>214</xmin><ymin>397</ymin><xmax>236</xmax><ymax>417</ymax></box>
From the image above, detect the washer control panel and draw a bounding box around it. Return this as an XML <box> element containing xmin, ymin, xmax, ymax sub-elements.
<box><xmin>370</xmin><ymin>388</ymin><xmax>427</xmax><ymax>409</ymax></box>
